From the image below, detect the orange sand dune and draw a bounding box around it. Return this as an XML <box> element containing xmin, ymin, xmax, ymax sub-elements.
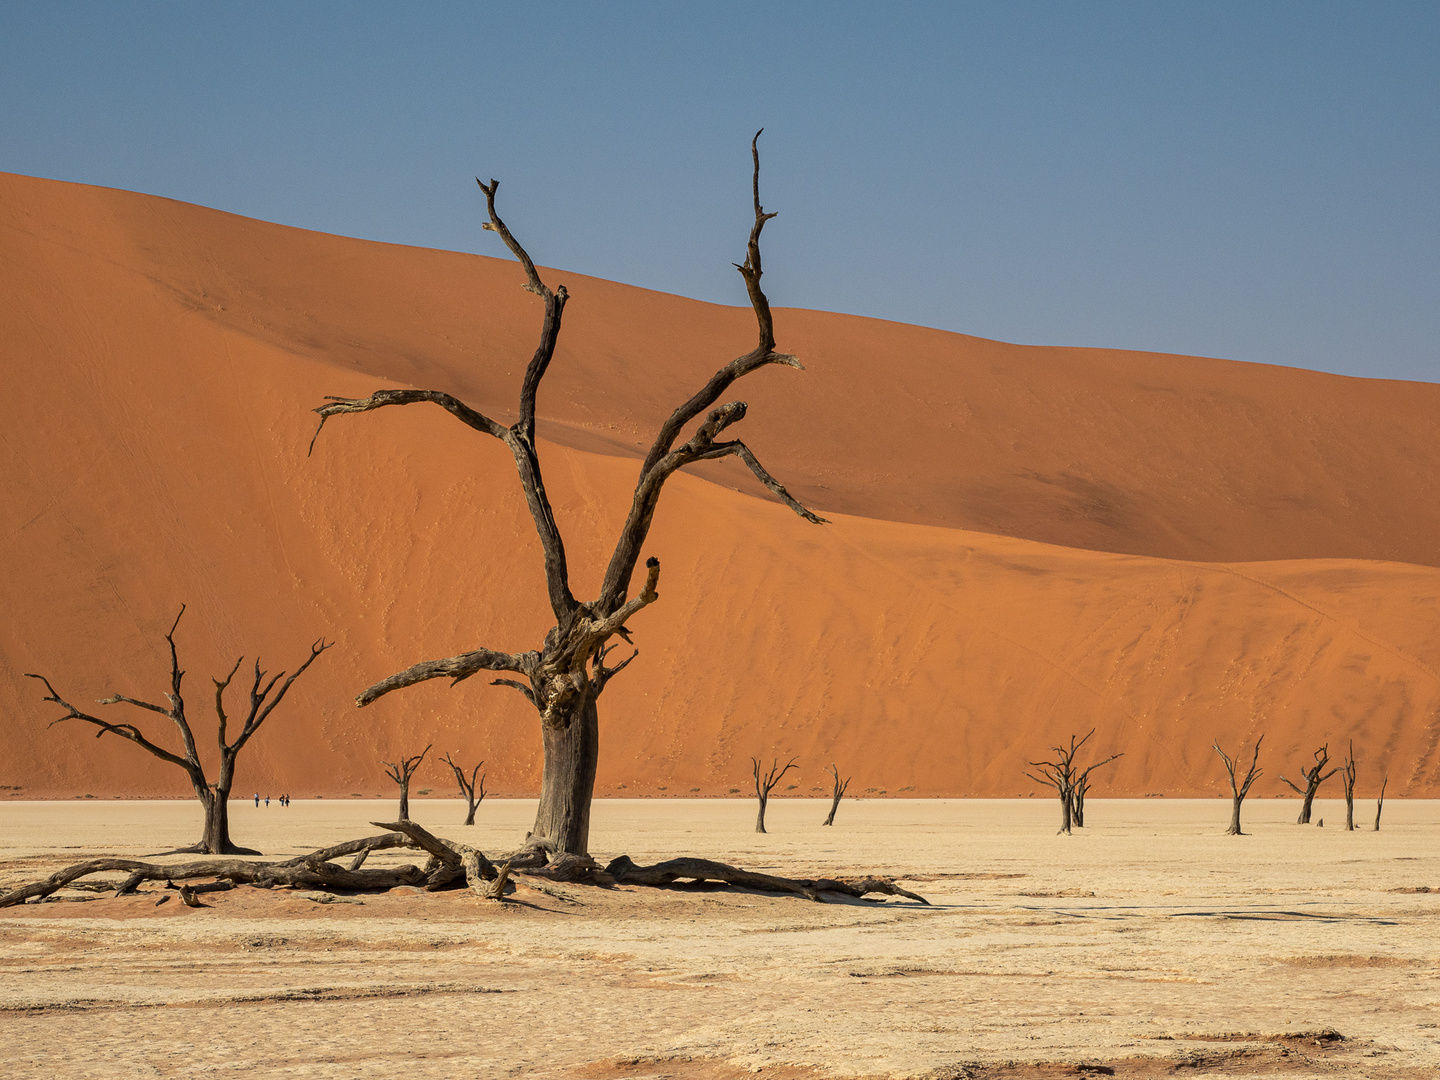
<box><xmin>2</xmin><ymin>172</ymin><xmax>1437</xmax><ymax>801</ymax></box>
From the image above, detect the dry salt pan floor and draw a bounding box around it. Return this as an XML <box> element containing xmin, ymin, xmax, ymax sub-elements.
<box><xmin>0</xmin><ymin>797</ymin><xmax>1437</xmax><ymax>1079</ymax></box>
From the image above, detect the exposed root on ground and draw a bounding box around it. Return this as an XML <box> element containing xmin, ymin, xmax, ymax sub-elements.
<box><xmin>0</xmin><ymin>826</ymin><xmax>930</xmax><ymax>908</ymax></box>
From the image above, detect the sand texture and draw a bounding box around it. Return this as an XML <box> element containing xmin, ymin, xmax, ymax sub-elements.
<box><xmin>3</xmin><ymin>170</ymin><xmax>1440</xmax><ymax>800</ymax></box>
<box><xmin>2</xmin><ymin>798</ymin><xmax>1438</xmax><ymax>1078</ymax></box>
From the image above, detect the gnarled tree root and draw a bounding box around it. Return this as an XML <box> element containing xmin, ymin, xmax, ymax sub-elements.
<box><xmin>0</xmin><ymin>832</ymin><xmax>421</xmax><ymax>908</ymax></box>
<box><xmin>604</xmin><ymin>855</ymin><xmax>929</xmax><ymax>904</ymax></box>
<box><xmin>1</xmin><ymin>830</ymin><xmax>929</xmax><ymax>908</ymax></box>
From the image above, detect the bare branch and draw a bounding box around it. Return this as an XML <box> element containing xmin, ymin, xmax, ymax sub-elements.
<box><xmin>490</xmin><ymin>678</ymin><xmax>538</xmax><ymax>707</ymax></box>
<box><xmin>309</xmin><ymin>389</ymin><xmax>508</xmax><ymax>455</ymax></box>
<box><xmin>232</xmin><ymin>638</ymin><xmax>332</xmax><ymax>750</ymax></box>
<box><xmin>211</xmin><ymin>656</ymin><xmax>244</xmax><ymax>748</ymax></box>
<box><xmin>27</xmin><ymin>673</ymin><xmax>193</xmax><ymax>770</ymax></box>
<box><xmin>699</xmin><ymin>440</ymin><xmax>829</xmax><ymax>523</ymax></box>
<box><xmin>598</xmin><ymin>133</ymin><xmax>817</xmax><ymax>612</ymax></box>
<box><xmin>357</xmin><ymin>647</ymin><xmax>537</xmax><ymax>707</ymax></box>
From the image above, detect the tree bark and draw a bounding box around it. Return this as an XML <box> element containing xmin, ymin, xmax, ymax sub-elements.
<box><xmin>1227</xmin><ymin>796</ymin><xmax>1244</xmax><ymax>836</ymax></box>
<box><xmin>605</xmin><ymin>855</ymin><xmax>929</xmax><ymax>904</ymax></box>
<box><xmin>531</xmin><ymin>694</ymin><xmax>599</xmax><ymax>855</ymax></box>
<box><xmin>822</xmin><ymin>764</ymin><xmax>850</xmax><ymax>826</ymax></box>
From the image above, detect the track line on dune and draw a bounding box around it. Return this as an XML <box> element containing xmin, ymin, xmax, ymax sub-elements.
<box><xmin>1197</xmin><ymin>563</ymin><xmax>1440</xmax><ymax>686</ymax></box>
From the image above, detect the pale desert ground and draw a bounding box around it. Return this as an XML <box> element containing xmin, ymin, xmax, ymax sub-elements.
<box><xmin>2</xmin><ymin>797</ymin><xmax>1437</xmax><ymax>1078</ymax></box>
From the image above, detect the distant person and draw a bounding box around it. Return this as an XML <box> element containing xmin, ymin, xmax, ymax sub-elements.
<box><xmin>265</xmin><ymin>794</ymin><xmax>270</xmax><ymax>808</ymax></box>
<box><xmin>254</xmin><ymin>793</ymin><xmax>259</xmax><ymax>807</ymax></box>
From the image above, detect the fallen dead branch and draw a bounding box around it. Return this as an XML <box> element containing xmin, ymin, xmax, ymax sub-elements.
<box><xmin>0</xmin><ymin>829</ymin><xmax>930</xmax><ymax>908</ymax></box>
<box><xmin>604</xmin><ymin>855</ymin><xmax>929</xmax><ymax>904</ymax></box>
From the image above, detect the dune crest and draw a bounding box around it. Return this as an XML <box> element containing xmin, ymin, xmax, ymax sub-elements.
<box><xmin>2</xmin><ymin>171</ymin><xmax>1437</xmax><ymax>798</ymax></box>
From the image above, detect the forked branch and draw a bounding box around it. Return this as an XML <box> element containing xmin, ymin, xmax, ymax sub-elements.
<box><xmin>357</xmin><ymin>648</ymin><xmax>537</xmax><ymax>708</ymax></box>
<box><xmin>753</xmin><ymin>755</ymin><xmax>799</xmax><ymax>834</ymax></box>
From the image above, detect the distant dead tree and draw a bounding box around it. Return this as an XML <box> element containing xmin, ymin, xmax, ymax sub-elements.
<box><xmin>443</xmin><ymin>752</ymin><xmax>487</xmax><ymax>825</ymax></box>
<box><xmin>27</xmin><ymin>606</ymin><xmax>328</xmax><ymax>855</ymax></box>
<box><xmin>1070</xmin><ymin>749</ymin><xmax>1124</xmax><ymax>827</ymax></box>
<box><xmin>1025</xmin><ymin>730</ymin><xmax>1121</xmax><ymax>834</ymax></box>
<box><xmin>752</xmin><ymin>756</ymin><xmax>798</xmax><ymax>834</ymax></box>
<box><xmin>821</xmin><ymin>763</ymin><xmax>851</xmax><ymax>826</ymax></box>
<box><xmin>309</xmin><ymin>133</ymin><xmax>823</xmax><ymax>858</ymax></box>
<box><xmin>1340</xmin><ymin>741</ymin><xmax>1358</xmax><ymax>831</ymax></box>
<box><xmin>381</xmin><ymin>744</ymin><xmax>432</xmax><ymax>822</ymax></box>
<box><xmin>1374</xmin><ymin>774</ymin><xmax>1388</xmax><ymax>831</ymax></box>
<box><xmin>1214</xmin><ymin>735</ymin><xmax>1264</xmax><ymax>835</ymax></box>
<box><xmin>1278</xmin><ymin>743</ymin><xmax>1339</xmax><ymax>824</ymax></box>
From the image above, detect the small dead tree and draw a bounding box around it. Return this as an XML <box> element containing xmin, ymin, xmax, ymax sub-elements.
<box><xmin>821</xmin><ymin>763</ymin><xmax>851</xmax><ymax>826</ymax></box>
<box><xmin>752</xmin><ymin>756</ymin><xmax>798</xmax><ymax>834</ymax></box>
<box><xmin>443</xmin><ymin>752</ymin><xmax>487</xmax><ymax>825</ymax></box>
<box><xmin>1070</xmin><ymin>751</ymin><xmax>1124</xmax><ymax>827</ymax></box>
<box><xmin>1278</xmin><ymin>743</ymin><xmax>1339</xmax><ymax>824</ymax></box>
<box><xmin>1025</xmin><ymin>730</ymin><xmax>1120</xmax><ymax>834</ymax></box>
<box><xmin>1374</xmin><ymin>774</ymin><xmax>1388</xmax><ymax>831</ymax></box>
<box><xmin>27</xmin><ymin>606</ymin><xmax>328</xmax><ymax>855</ymax></box>
<box><xmin>381</xmin><ymin>744</ymin><xmax>432</xmax><ymax>822</ymax></box>
<box><xmin>1340</xmin><ymin>741</ymin><xmax>1357</xmax><ymax>831</ymax></box>
<box><xmin>1214</xmin><ymin>735</ymin><xmax>1264</xmax><ymax>835</ymax></box>
<box><xmin>309</xmin><ymin>133</ymin><xmax>824</xmax><ymax>858</ymax></box>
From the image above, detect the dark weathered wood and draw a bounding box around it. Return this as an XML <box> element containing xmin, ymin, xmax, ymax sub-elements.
<box><xmin>1025</xmin><ymin>730</ymin><xmax>1121</xmax><ymax>834</ymax></box>
<box><xmin>1279</xmin><ymin>744</ymin><xmax>1339</xmax><ymax>824</ymax></box>
<box><xmin>380</xmin><ymin>745</ymin><xmax>431</xmax><ymax>822</ymax></box>
<box><xmin>27</xmin><ymin>607</ymin><xmax>329</xmax><ymax>855</ymax></box>
<box><xmin>605</xmin><ymin>855</ymin><xmax>929</xmax><ymax>905</ymax></box>
<box><xmin>309</xmin><ymin>136</ymin><xmax>824</xmax><ymax>857</ymax></box>
<box><xmin>1215</xmin><ymin>735</ymin><xmax>1264</xmax><ymax>835</ymax></box>
<box><xmin>752</xmin><ymin>756</ymin><xmax>798</xmax><ymax>833</ymax></box>
<box><xmin>1374</xmin><ymin>774</ymin><xmax>1388</xmax><ymax>831</ymax></box>
<box><xmin>1340</xmin><ymin>741</ymin><xmax>1357</xmax><ymax>831</ymax></box>
<box><xmin>0</xmin><ymin>844</ymin><xmax>427</xmax><ymax>909</ymax></box>
<box><xmin>822</xmin><ymin>763</ymin><xmax>851</xmax><ymax>826</ymax></box>
<box><xmin>443</xmin><ymin>752</ymin><xmax>487</xmax><ymax>824</ymax></box>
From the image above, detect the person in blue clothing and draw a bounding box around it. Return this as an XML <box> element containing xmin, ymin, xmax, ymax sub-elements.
<box><xmin>254</xmin><ymin>792</ymin><xmax>259</xmax><ymax>807</ymax></box>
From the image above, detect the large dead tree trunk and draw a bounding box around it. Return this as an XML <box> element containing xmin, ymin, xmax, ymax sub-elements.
<box><xmin>752</xmin><ymin>756</ymin><xmax>798</xmax><ymax>834</ymax></box>
<box><xmin>310</xmin><ymin>134</ymin><xmax>824</xmax><ymax>857</ymax></box>
<box><xmin>443</xmin><ymin>752</ymin><xmax>486</xmax><ymax>825</ymax></box>
<box><xmin>1279</xmin><ymin>743</ymin><xmax>1339</xmax><ymax>824</ymax></box>
<box><xmin>1215</xmin><ymin>735</ymin><xmax>1264</xmax><ymax>835</ymax></box>
<box><xmin>27</xmin><ymin>607</ymin><xmax>328</xmax><ymax>856</ymax></box>
<box><xmin>381</xmin><ymin>745</ymin><xmax>431</xmax><ymax>822</ymax></box>
<box><xmin>822</xmin><ymin>763</ymin><xmax>850</xmax><ymax>826</ymax></box>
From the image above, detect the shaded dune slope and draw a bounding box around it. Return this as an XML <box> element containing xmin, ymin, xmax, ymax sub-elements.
<box><xmin>3</xmin><ymin>172</ymin><xmax>1437</xmax><ymax>800</ymax></box>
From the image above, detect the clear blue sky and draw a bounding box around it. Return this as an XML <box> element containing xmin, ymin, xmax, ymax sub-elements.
<box><xmin>3</xmin><ymin>2</ymin><xmax>1436</xmax><ymax>382</ymax></box>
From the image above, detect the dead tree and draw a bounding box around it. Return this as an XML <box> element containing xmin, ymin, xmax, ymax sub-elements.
<box><xmin>1025</xmin><ymin>730</ymin><xmax>1121</xmax><ymax>834</ymax></box>
<box><xmin>309</xmin><ymin>134</ymin><xmax>823</xmax><ymax>857</ymax></box>
<box><xmin>1070</xmin><ymin>751</ymin><xmax>1124</xmax><ymax>827</ymax></box>
<box><xmin>1214</xmin><ymin>735</ymin><xmax>1264</xmax><ymax>835</ymax></box>
<box><xmin>443</xmin><ymin>752</ymin><xmax>487</xmax><ymax>825</ymax></box>
<box><xmin>1374</xmin><ymin>774</ymin><xmax>1388</xmax><ymax>831</ymax></box>
<box><xmin>752</xmin><ymin>756</ymin><xmax>798</xmax><ymax>833</ymax></box>
<box><xmin>27</xmin><ymin>606</ymin><xmax>328</xmax><ymax>856</ymax></box>
<box><xmin>822</xmin><ymin>763</ymin><xmax>850</xmax><ymax>826</ymax></box>
<box><xmin>1340</xmin><ymin>741</ymin><xmax>1357</xmax><ymax>831</ymax></box>
<box><xmin>381</xmin><ymin>744</ymin><xmax>432</xmax><ymax>822</ymax></box>
<box><xmin>1278</xmin><ymin>743</ymin><xmax>1339</xmax><ymax>824</ymax></box>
